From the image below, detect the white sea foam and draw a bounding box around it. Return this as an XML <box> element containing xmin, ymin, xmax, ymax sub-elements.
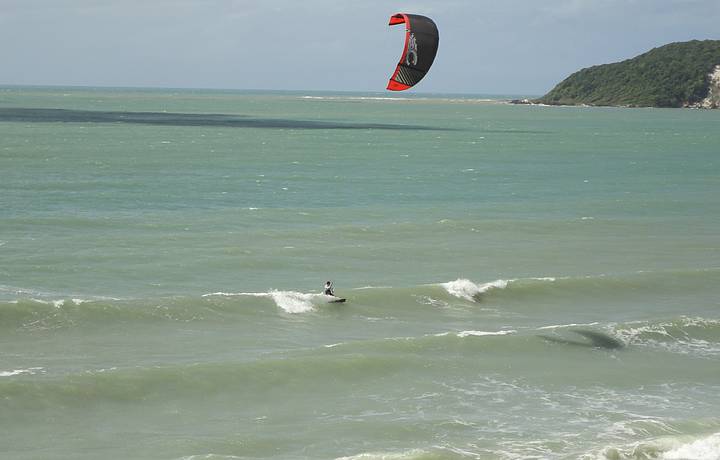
<box><xmin>268</xmin><ymin>290</ymin><xmax>318</xmax><ymax>313</ymax></box>
<box><xmin>0</xmin><ymin>370</ymin><xmax>28</xmax><ymax>377</ymax></box>
<box><xmin>606</xmin><ymin>417</ymin><xmax>683</xmax><ymax>438</ymax></box>
<box><xmin>202</xmin><ymin>292</ymin><xmax>268</xmax><ymax>298</ymax></box>
<box><xmin>600</xmin><ymin>432</ymin><xmax>720</xmax><ymax>460</ymax></box>
<box><xmin>203</xmin><ymin>290</ymin><xmax>318</xmax><ymax>313</ymax></box>
<box><xmin>441</xmin><ymin>278</ymin><xmax>509</xmax><ymax>301</ymax></box>
<box><xmin>180</xmin><ymin>455</ymin><xmax>244</xmax><ymax>460</ymax></box>
<box><xmin>613</xmin><ymin>317</ymin><xmax>720</xmax><ymax>357</ymax></box>
<box><xmin>27</xmin><ymin>298</ymin><xmax>109</xmax><ymax>307</ymax></box>
<box><xmin>530</xmin><ymin>277</ymin><xmax>558</xmax><ymax>282</ymax></box>
<box><xmin>301</xmin><ymin>95</ymin><xmax>413</xmax><ymax>102</ymax></box>
<box><xmin>335</xmin><ymin>449</ymin><xmax>429</xmax><ymax>460</ymax></box>
<box><xmin>440</xmin><ymin>277</ymin><xmax>558</xmax><ymax>301</ymax></box>
<box><xmin>457</xmin><ymin>330</ymin><xmax>516</xmax><ymax>338</ymax></box>
<box><xmin>0</xmin><ymin>367</ymin><xmax>44</xmax><ymax>377</ymax></box>
<box><xmin>663</xmin><ymin>432</ymin><xmax>720</xmax><ymax>460</ymax></box>
<box><xmin>94</xmin><ymin>367</ymin><xmax>118</xmax><ymax>373</ymax></box>
<box><xmin>537</xmin><ymin>322</ymin><xmax>600</xmax><ymax>330</ymax></box>
<box><xmin>1</xmin><ymin>285</ymin><xmax>122</xmax><ymax>304</ymax></box>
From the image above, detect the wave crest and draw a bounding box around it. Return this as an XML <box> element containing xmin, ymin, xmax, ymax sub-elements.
<box><xmin>204</xmin><ymin>290</ymin><xmax>320</xmax><ymax>313</ymax></box>
<box><xmin>614</xmin><ymin>317</ymin><xmax>720</xmax><ymax>357</ymax></box>
<box><xmin>440</xmin><ymin>279</ymin><xmax>509</xmax><ymax>301</ymax></box>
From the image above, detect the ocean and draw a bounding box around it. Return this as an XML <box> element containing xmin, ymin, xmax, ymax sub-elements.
<box><xmin>1</xmin><ymin>87</ymin><xmax>719</xmax><ymax>460</ymax></box>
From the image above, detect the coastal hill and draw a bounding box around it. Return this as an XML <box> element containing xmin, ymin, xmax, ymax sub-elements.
<box><xmin>534</xmin><ymin>40</ymin><xmax>720</xmax><ymax>108</ymax></box>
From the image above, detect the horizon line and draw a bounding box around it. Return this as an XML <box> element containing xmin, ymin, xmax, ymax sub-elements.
<box><xmin>0</xmin><ymin>83</ymin><xmax>541</xmax><ymax>99</ymax></box>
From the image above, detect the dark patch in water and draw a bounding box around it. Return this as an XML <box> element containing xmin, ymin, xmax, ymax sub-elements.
<box><xmin>0</xmin><ymin>107</ymin><xmax>448</xmax><ymax>131</ymax></box>
<box><xmin>539</xmin><ymin>329</ymin><xmax>625</xmax><ymax>350</ymax></box>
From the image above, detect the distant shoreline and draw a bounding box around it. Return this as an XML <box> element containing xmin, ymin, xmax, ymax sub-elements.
<box><xmin>508</xmin><ymin>98</ymin><xmax>720</xmax><ymax>110</ymax></box>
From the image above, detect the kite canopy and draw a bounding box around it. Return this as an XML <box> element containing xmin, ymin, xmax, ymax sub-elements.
<box><xmin>386</xmin><ymin>13</ymin><xmax>439</xmax><ymax>91</ymax></box>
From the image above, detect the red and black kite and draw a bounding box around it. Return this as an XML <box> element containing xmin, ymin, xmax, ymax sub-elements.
<box><xmin>386</xmin><ymin>13</ymin><xmax>439</xmax><ymax>91</ymax></box>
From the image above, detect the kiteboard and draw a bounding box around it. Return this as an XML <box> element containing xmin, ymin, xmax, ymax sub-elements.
<box><xmin>325</xmin><ymin>295</ymin><xmax>346</xmax><ymax>303</ymax></box>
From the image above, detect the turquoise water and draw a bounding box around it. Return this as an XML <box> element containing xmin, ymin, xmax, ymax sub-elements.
<box><xmin>1</xmin><ymin>87</ymin><xmax>719</xmax><ymax>459</ymax></box>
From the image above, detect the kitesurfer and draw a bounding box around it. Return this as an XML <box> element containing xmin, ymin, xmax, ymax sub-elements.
<box><xmin>323</xmin><ymin>281</ymin><xmax>335</xmax><ymax>296</ymax></box>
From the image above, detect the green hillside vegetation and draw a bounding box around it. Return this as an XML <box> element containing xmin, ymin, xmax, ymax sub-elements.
<box><xmin>536</xmin><ymin>40</ymin><xmax>720</xmax><ymax>108</ymax></box>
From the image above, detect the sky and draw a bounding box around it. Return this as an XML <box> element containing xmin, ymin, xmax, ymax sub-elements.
<box><xmin>1</xmin><ymin>0</ymin><xmax>719</xmax><ymax>95</ymax></box>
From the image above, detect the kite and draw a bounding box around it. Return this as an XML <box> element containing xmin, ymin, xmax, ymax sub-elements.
<box><xmin>386</xmin><ymin>13</ymin><xmax>439</xmax><ymax>91</ymax></box>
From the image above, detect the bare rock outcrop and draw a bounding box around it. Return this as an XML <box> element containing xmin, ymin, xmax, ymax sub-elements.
<box><xmin>688</xmin><ymin>64</ymin><xmax>720</xmax><ymax>109</ymax></box>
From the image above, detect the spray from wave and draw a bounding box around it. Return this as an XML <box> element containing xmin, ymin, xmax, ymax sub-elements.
<box><xmin>599</xmin><ymin>431</ymin><xmax>720</xmax><ymax>460</ymax></box>
<box><xmin>664</xmin><ymin>432</ymin><xmax>720</xmax><ymax>460</ymax></box>
<box><xmin>204</xmin><ymin>290</ymin><xmax>322</xmax><ymax>313</ymax></box>
<box><xmin>440</xmin><ymin>279</ymin><xmax>509</xmax><ymax>301</ymax></box>
<box><xmin>439</xmin><ymin>277</ymin><xmax>557</xmax><ymax>301</ymax></box>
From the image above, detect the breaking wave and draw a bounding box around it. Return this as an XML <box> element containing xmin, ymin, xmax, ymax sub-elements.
<box><xmin>203</xmin><ymin>290</ymin><xmax>328</xmax><ymax>313</ymax></box>
<box><xmin>440</xmin><ymin>278</ymin><xmax>511</xmax><ymax>301</ymax></box>
<box><xmin>613</xmin><ymin>316</ymin><xmax>720</xmax><ymax>358</ymax></box>
<box><xmin>598</xmin><ymin>431</ymin><xmax>720</xmax><ymax>460</ymax></box>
